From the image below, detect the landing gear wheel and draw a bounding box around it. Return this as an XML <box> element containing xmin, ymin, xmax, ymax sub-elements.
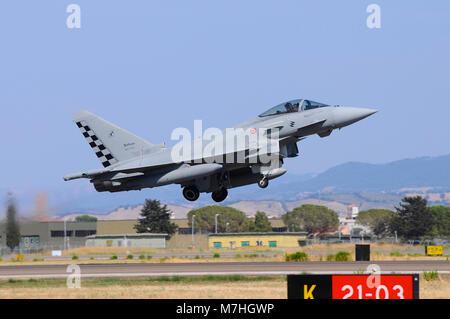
<box><xmin>183</xmin><ymin>186</ymin><xmax>200</xmax><ymax>201</ymax></box>
<box><xmin>211</xmin><ymin>188</ymin><xmax>228</xmax><ymax>202</ymax></box>
<box><xmin>258</xmin><ymin>177</ymin><xmax>269</xmax><ymax>189</ymax></box>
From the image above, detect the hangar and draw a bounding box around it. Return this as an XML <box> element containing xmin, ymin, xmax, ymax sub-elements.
<box><xmin>0</xmin><ymin>220</ymin><xmax>97</xmax><ymax>251</ymax></box>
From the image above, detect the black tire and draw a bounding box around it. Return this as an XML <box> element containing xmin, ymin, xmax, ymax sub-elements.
<box><xmin>183</xmin><ymin>186</ymin><xmax>200</xmax><ymax>201</ymax></box>
<box><xmin>258</xmin><ymin>178</ymin><xmax>269</xmax><ymax>189</ymax></box>
<box><xmin>211</xmin><ymin>188</ymin><xmax>228</xmax><ymax>202</ymax></box>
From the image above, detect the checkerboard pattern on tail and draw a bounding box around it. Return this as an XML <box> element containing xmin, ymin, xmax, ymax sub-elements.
<box><xmin>76</xmin><ymin>120</ymin><xmax>119</xmax><ymax>167</ymax></box>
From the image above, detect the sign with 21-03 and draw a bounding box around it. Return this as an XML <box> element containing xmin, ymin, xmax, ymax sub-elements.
<box><xmin>288</xmin><ymin>274</ymin><xmax>419</xmax><ymax>299</ymax></box>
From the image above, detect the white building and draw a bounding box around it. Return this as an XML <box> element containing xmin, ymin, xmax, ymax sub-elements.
<box><xmin>347</xmin><ymin>204</ymin><xmax>359</xmax><ymax>220</ymax></box>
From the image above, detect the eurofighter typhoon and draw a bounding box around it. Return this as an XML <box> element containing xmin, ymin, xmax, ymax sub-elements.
<box><xmin>64</xmin><ymin>99</ymin><xmax>377</xmax><ymax>202</ymax></box>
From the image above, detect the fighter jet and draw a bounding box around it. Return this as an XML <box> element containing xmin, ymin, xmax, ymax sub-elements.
<box><xmin>64</xmin><ymin>99</ymin><xmax>377</xmax><ymax>202</ymax></box>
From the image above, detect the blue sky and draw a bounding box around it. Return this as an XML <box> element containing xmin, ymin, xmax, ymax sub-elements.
<box><xmin>0</xmin><ymin>1</ymin><xmax>449</xmax><ymax>212</ymax></box>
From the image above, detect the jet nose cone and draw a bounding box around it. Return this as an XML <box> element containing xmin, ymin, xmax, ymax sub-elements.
<box><xmin>358</xmin><ymin>108</ymin><xmax>378</xmax><ymax>119</ymax></box>
<box><xmin>333</xmin><ymin>107</ymin><xmax>378</xmax><ymax>128</ymax></box>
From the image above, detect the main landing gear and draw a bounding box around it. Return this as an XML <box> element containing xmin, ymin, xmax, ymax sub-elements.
<box><xmin>211</xmin><ymin>188</ymin><xmax>228</xmax><ymax>202</ymax></box>
<box><xmin>182</xmin><ymin>185</ymin><xmax>228</xmax><ymax>202</ymax></box>
<box><xmin>182</xmin><ymin>186</ymin><xmax>200</xmax><ymax>201</ymax></box>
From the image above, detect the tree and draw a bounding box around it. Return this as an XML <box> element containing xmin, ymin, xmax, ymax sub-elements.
<box><xmin>427</xmin><ymin>205</ymin><xmax>450</xmax><ymax>237</ymax></box>
<box><xmin>249</xmin><ymin>211</ymin><xmax>272</xmax><ymax>232</ymax></box>
<box><xmin>187</xmin><ymin>206</ymin><xmax>249</xmax><ymax>233</ymax></box>
<box><xmin>134</xmin><ymin>199</ymin><xmax>178</xmax><ymax>239</ymax></box>
<box><xmin>281</xmin><ymin>204</ymin><xmax>339</xmax><ymax>234</ymax></box>
<box><xmin>356</xmin><ymin>209</ymin><xmax>395</xmax><ymax>237</ymax></box>
<box><xmin>6</xmin><ymin>196</ymin><xmax>21</xmax><ymax>251</ymax></box>
<box><xmin>390</xmin><ymin>196</ymin><xmax>434</xmax><ymax>239</ymax></box>
<box><xmin>75</xmin><ymin>215</ymin><xmax>98</xmax><ymax>222</ymax></box>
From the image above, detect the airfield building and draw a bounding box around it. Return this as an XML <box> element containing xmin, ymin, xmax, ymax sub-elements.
<box><xmin>85</xmin><ymin>233</ymin><xmax>167</xmax><ymax>248</ymax></box>
<box><xmin>0</xmin><ymin>220</ymin><xmax>97</xmax><ymax>251</ymax></box>
<box><xmin>208</xmin><ymin>232</ymin><xmax>307</xmax><ymax>249</ymax></box>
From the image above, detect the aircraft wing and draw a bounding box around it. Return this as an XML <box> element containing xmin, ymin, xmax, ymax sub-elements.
<box><xmin>295</xmin><ymin>119</ymin><xmax>327</xmax><ymax>137</ymax></box>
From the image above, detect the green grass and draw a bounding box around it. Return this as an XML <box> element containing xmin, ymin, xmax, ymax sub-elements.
<box><xmin>325</xmin><ymin>252</ymin><xmax>351</xmax><ymax>261</ymax></box>
<box><xmin>10</xmin><ymin>258</ymin><xmax>23</xmax><ymax>263</ymax></box>
<box><xmin>0</xmin><ymin>275</ymin><xmax>285</xmax><ymax>288</ymax></box>
<box><xmin>407</xmin><ymin>253</ymin><xmax>424</xmax><ymax>257</ymax></box>
<box><xmin>390</xmin><ymin>251</ymin><xmax>404</xmax><ymax>257</ymax></box>
<box><xmin>149</xmin><ymin>275</ymin><xmax>281</xmax><ymax>283</ymax></box>
<box><xmin>285</xmin><ymin>252</ymin><xmax>308</xmax><ymax>262</ymax></box>
<box><xmin>335</xmin><ymin>251</ymin><xmax>351</xmax><ymax>261</ymax></box>
<box><xmin>423</xmin><ymin>270</ymin><xmax>439</xmax><ymax>281</ymax></box>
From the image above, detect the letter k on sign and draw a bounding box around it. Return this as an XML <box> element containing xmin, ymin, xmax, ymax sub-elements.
<box><xmin>304</xmin><ymin>285</ymin><xmax>316</xmax><ymax>299</ymax></box>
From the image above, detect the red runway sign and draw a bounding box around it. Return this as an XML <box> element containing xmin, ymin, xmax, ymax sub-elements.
<box><xmin>288</xmin><ymin>274</ymin><xmax>419</xmax><ymax>299</ymax></box>
<box><xmin>332</xmin><ymin>275</ymin><xmax>415</xmax><ymax>299</ymax></box>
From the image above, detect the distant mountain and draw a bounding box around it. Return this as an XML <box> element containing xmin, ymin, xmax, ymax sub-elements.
<box><xmin>293</xmin><ymin>155</ymin><xmax>450</xmax><ymax>193</ymax></box>
<box><xmin>237</xmin><ymin>154</ymin><xmax>450</xmax><ymax>201</ymax></box>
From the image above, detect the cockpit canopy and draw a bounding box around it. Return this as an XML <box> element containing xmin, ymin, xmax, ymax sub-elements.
<box><xmin>258</xmin><ymin>99</ymin><xmax>329</xmax><ymax>117</ymax></box>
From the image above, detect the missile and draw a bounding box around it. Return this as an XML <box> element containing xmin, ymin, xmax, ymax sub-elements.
<box><xmin>63</xmin><ymin>168</ymin><xmax>109</xmax><ymax>181</ymax></box>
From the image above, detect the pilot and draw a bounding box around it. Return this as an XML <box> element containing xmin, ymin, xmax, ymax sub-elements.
<box><xmin>285</xmin><ymin>102</ymin><xmax>294</xmax><ymax>112</ymax></box>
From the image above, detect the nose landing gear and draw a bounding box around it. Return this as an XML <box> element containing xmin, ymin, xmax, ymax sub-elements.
<box><xmin>182</xmin><ymin>186</ymin><xmax>200</xmax><ymax>201</ymax></box>
<box><xmin>258</xmin><ymin>177</ymin><xmax>269</xmax><ymax>189</ymax></box>
<box><xmin>211</xmin><ymin>188</ymin><xmax>228</xmax><ymax>202</ymax></box>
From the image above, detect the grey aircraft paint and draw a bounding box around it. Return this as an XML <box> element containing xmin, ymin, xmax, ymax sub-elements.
<box><xmin>64</xmin><ymin>99</ymin><xmax>377</xmax><ymax>202</ymax></box>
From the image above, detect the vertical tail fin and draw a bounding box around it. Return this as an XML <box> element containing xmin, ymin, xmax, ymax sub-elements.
<box><xmin>72</xmin><ymin>110</ymin><xmax>163</xmax><ymax>167</ymax></box>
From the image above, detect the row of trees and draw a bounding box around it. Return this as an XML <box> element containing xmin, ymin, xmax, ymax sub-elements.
<box><xmin>137</xmin><ymin>196</ymin><xmax>449</xmax><ymax>240</ymax></box>
<box><xmin>135</xmin><ymin>199</ymin><xmax>339</xmax><ymax>238</ymax></box>
<box><xmin>281</xmin><ymin>204</ymin><xmax>339</xmax><ymax>234</ymax></box>
<box><xmin>357</xmin><ymin>196</ymin><xmax>450</xmax><ymax>239</ymax></box>
<box><xmin>186</xmin><ymin>206</ymin><xmax>273</xmax><ymax>233</ymax></box>
<box><xmin>135</xmin><ymin>200</ymin><xmax>275</xmax><ymax>239</ymax></box>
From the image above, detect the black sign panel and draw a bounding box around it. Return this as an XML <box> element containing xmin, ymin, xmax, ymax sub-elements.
<box><xmin>287</xmin><ymin>275</ymin><xmax>332</xmax><ymax>299</ymax></box>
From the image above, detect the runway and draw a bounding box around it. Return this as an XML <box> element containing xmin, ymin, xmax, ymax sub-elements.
<box><xmin>0</xmin><ymin>261</ymin><xmax>449</xmax><ymax>279</ymax></box>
